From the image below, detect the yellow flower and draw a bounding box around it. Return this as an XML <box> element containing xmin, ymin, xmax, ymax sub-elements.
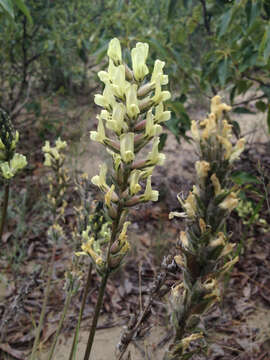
<box><xmin>91</xmin><ymin>163</ymin><xmax>109</xmax><ymax>191</ymax></box>
<box><xmin>110</xmin><ymin>64</ymin><xmax>129</xmax><ymax>99</ymax></box>
<box><xmin>155</xmin><ymin>102</ymin><xmax>171</xmax><ymax>123</ymax></box>
<box><xmin>146</xmin><ymin>137</ymin><xmax>165</xmax><ymax>166</ymax></box>
<box><xmin>126</xmin><ymin>84</ymin><xmax>140</xmax><ymax>118</ymax></box>
<box><xmin>145</xmin><ymin>109</ymin><xmax>162</xmax><ymax>137</ymax></box>
<box><xmin>210</xmin><ymin>232</ymin><xmax>226</xmax><ymax>248</ymax></box>
<box><xmin>90</xmin><ymin>115</ymin><xmax>106</xmax><ymax>144</ymax></box>
<box><xmin>119</xmin><ymin>221</ymin><xmax>131</xmax><ymax>243</ymax></box>
<box><xmin>195</xmin><ymin>161</ymin><xmax>210</xmax><ymax>180</ymax></box>
<box><xmin>140</xmin><ymin>175</ymin><xmax>159</xmax><ymax>202</ymax></box>
<box><xmin>129</xmin><ymin>170</ymin><xmax>142</xmax><ymax>195</ymax></box>
<box><xmin>191</xmin><ymin>120</ymin><xmax>200</xmax><ymax>141</ymax></box>
<box><xmin>200</xmin><ymin>114</ymin><xmax>217</xmax><ymax>139</ymax></box>
<box><xmin>151</xmin><ymin>59</ymin><xmax>168</xmax><ymax>85</ymax></box>
<box><xmin>120</xmin><ymin>132</ymin><xmax>135</xmax><ymax>163</ymax></box>
<box><xmin>217</xmin><ymin>135</ymin><xmax>232</xmax><ymax>160</ymax></box>
<box><xmin>131</xmin><ymin>42</ymin><xmax>149</xmax><ymax>81</ymax></box>
<box><xmin>222</xmin><ymin>120</ymin><xmax>233</xmax><ymax>139</ymax></box>
<box><xmin>180</xmin><ymin>231</ymin><xmax>189</xmax><ymax>248</ymax></box>
<box><xmin>151</xmin><ymin>76</ymin><xmax>171</xmax><ymax>104</ymax></box>
<box><xmin>183</xmin><ymin>191</ymin><xmax>197</xmax><ymax>218</ymax></box>
<box><xmin>229</xmin><ymin>138</ymin><xmax>245</xmax><ymax>163</ymax></box>
<box><xmin>107</xmin><ymin>37</ymin><xmax>122</xmax><ymax>65</ymax></box>
<box><xmin>211</xmin><ymin>95</ymin><xmax>231</xmax><ymax>119</ymax></box>
<box><xmin>105</xmin><ymin>184</ymin><xmax>116</xmax><ymax>208</ymax></box>
<box><xmin>106</xmin><ymin>103</ymin><xmax>126</xmax><ymax>134</ymax></box>
<box><xmin>219</xmin><ymin>192</ymin><xmax>238</xmax><ymax>211</ymax></box>
<box><xmin>199</xmin><ymin>218</ymin><xmax>207</xmax><ymax>233</ymax></box>
<box><xmin>210</xmin><ymin>173</ymin><xmax>222</xmax><ymax>196</ymax></box>
<box><xmin>94</xmin><ymin>84</ymin><xmax>116</xmax><ymax>110</ymax></box>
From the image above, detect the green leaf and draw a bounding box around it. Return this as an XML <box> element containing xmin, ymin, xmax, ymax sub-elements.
<box><xmin>263</xmin><ymin>26</ymin><xmax>270</xmax><ymax>62</ymax></box>
<box><xmin>13</xmin><ymin>0</ymin><xmax>32</xmax><ymax>24</ymax></box>
<box><xmin>218</xmin><ymin>57</ymin><xmax>228</xmax><ymax>87</ymax></box>
<box><xmin>267</xmin><ymin>104</ymin><xmax>270</xmax><ymax>133</ymax></box>
<box><xmin>255</xmin><ymin>100</ymin><xmax>267</xmax><ymax>112</ymax></box>
<box><xmin>158</xmin><ymin>133</ymin><xmax>167</xmax><ymax>151</ymax></box>
<box><xmin>232</xmin><ymin>107</ymin><xmax>255</xmax><ymax>114</ymax></box>
<box><xmin>258</xmin><ymin>26</ymin><xmax>270</xmax><ymax>62</ymax></box>
<box><xmin>218</xmin><ymin>8</ymin><xmax>233</xmax><ymax>37</ymax></box>
<box><xmin>260</xmin><ymin>84</ymin><xmax>270</xmax><ymax>99</ymax></box>
<box><xmin>0</xmin><ymin>0</ymin><xmax>14</xmax><ymax>18</ymax></box>
<box><xmin>231</xmin><ymin>171</ymin><xmax>260</xmax><ymax>185</ymax></box>
<box><xmin>168</xmin><ymin>0</ymin><xmax>179</xmax><ymax>20</ymax></box>
<box><xmin>245</xmin><ymin>0</ymin><xmax>260</xmax><ymax>27</ymax></box>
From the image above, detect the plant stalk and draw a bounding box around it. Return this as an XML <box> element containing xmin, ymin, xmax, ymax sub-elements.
<box><xmin>68</xmin><ymin>262</ymin><xmax>93</xmax><ymax>360</ymax></box>
<box><xmin>30</xmin><ymin>246</ymin><xmax>56</xmax><ymax>360</ymax></box>
<box><xmin>83</xmin><ymin>270</ymin><xmax>109</xmax><ymax>360</ymax></box>
<box><xmin>47</xmin><ymin>281</ymin><xmax>73</xmax><ymax>360</ymax></box>
<box><xmin>0</xmin><ymin>182</ymin><xmax>10</xmax><ymax>242</ymax></box>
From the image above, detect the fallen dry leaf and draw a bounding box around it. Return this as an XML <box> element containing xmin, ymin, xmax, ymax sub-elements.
<box><xmin>0</xmin><ymin>343</ymin><xmax>28</xmax><ymax>359</ymax></box>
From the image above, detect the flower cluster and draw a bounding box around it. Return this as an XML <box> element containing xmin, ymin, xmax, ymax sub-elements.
<box><xmin>168</xmin><ymin>96</ymin><xmax>244</xmax><ymax>358</ymax></box>
<box><xmin>42</xmin><ymin>137</ymin><xmax>69</xmax><ymax>218</ymax></box>
<box><xmin>0</xmin><ymin>109</ymin><xmax>27</xmax><ymax>179</ymax></box>
<box><xmin>78</xmin><ymin>38</ymin><xmax>170</xmax><ymax>272</ymax></box>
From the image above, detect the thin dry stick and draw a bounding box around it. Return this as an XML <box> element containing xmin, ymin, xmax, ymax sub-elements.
<box><xmin>30</xmin><ymin>246</ymin><xmax>56</xmax><ymax>360</ymax></box>
<box><xmin>117</xmin><ymin>256</ymin><xmax>173</xmax><ymax>360</ymax></box>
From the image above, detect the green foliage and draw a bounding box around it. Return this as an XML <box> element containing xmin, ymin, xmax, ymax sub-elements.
<box><xmin>0</xmin><ymin>0</ymin><xmax>32</xmax><ymax>23</ymax></box>
<box><xmin>2</xmin><ymin>0</ymin><xmax>270</xmax><ymax>136</ymax></box>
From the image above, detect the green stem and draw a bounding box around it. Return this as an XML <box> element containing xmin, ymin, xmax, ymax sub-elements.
<box><xmin>68</xmin><ymin>262</ymin><xmax>93</xmax><ymax>360</ymax></box>
<box><xmin>83</xmin><ymin>271</ymin><xmax>109</xmax><ymax>360</ymax></box>
<box><xmin>0</xmin><ymin>182</ymin><xmax>10</xmax><ymax>242</ymax></box>
<box><xmin>30</xmin><ymin>246</ymin><xmax>55</xmax><ymax>360</ymax></box>
<box><xmin>47</xmin><ymin>282</ymin><xmax>73</xmax><ymax>360</ymax></box>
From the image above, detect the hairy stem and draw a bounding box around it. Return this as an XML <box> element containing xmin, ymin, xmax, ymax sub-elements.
<box><xmin>47</xmin><ymin>282</ymin><xmax>73</xmax><ymax>360</ymax></box>
<box><xmin>83</xmin><ymin>270</ymin><xmax>109</xmax><ymax>360</ymax></box>
<box><xmin>68</xmin><ymin>262</ymin><xmax>93</xmax><ymax>360</ymax></box>
<box><xmin>30</xmin><ymin>246</ymin><xmax>56</xmax><ymax>360</ymax></box>
<box><xmin>0</xmin><ymin>182</ymin><xmax>10</xmax><ymax>242</ymax></box>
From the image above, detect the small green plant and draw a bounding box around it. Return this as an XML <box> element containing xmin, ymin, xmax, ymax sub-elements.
<box><xmin>0</xmin><ymin>109</ymin><xmax>27</xmax><ymax>242</ymax></box>
<box><xmin>74</xmin><ymin>37</ymin><xmax>171</xmax><ymax>360</ymax></box>
<box><xmin>166</xmin><ymin>96</ymin><xmax>245</xmax><ymax>359</ymax></box>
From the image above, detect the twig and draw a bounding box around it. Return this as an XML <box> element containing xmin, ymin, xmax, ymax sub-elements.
<box><xmin>117</xmin><ymin>256</ymin><xmax>174</xmax><ymax>360</ymax></box>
